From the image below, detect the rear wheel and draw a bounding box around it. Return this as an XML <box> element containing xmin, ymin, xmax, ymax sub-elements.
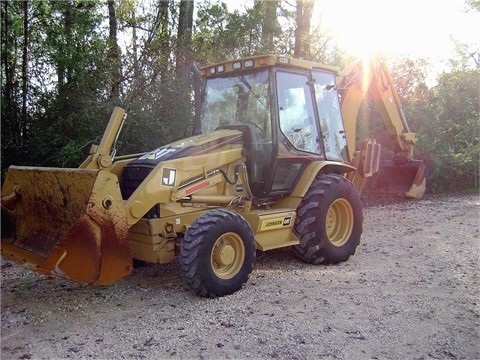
<box><xmin>293</xmin><ymin>174</ymin><xmax>363</xmax><ymax>264</ymax></box>
<box><xmin>180</xmin><ymin>209</ymin><xmax>256</xmax><ymax>297</ymax></box>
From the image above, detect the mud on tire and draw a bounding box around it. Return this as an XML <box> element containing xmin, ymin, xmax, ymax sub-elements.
<box><xmin>293</xmin><ymin>173</ymin><xmax>363</xmax><ymax>264</ymax></box>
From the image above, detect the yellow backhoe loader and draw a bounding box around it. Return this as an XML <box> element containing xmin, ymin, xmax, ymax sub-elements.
<box><xmin>1</xmin><ymin>55</ymin><xmax>425</xmax><ymax>297</ymax></box>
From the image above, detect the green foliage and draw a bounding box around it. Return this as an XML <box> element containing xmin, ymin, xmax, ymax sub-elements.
<box><xmin>391</xmin><ymin>58</ymin><xmax>479</xmax><ymax>193</ymax></box>
<box><xmin>191</xmin><ymin>1</ymin><xmax>343</xmax><ymax>67</ymax></box>
<box><xmin>427</xmin><ymin>69</ymin><xmax>479</xmax><ymax>192</ymax></box>
<box><xmin>1</xmin><ymin>0</ymin><xmax>117</xmax><ymax>169</ymax></box>
<box><xmin>118</xmin><ymin>79</ymin><xmax>192</xmax><ymax>155</ymax></box>
<box><xmin>449</xmin><ymin>39</ymin><xmax>480</xmax><ymax>71</ymax></box>
<box><xmin>192</xmin><ymin>2</ymin><xmax>260</xmax><ymax>64</ymax></box>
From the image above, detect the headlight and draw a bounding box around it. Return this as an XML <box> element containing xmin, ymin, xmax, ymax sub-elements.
<box><xmin>244</xmin><ymin>59</ymin><xmax>254</xmax><ymax>68</ymax></box>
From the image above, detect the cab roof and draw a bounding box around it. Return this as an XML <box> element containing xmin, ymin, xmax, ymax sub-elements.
<box><xmin>200</xmin><ymin>55</ymin><xmax>340</xmax><ymax>78</ymax></box>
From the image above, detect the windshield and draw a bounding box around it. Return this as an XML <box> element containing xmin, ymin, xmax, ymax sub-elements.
<box><xmin>201</xmin><ymin>70</ymin><xmax>272</xmax><ymax>140</ymax></box>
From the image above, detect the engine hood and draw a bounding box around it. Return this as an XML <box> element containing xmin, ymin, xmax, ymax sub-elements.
<box><xmin>119</xmin><ymin>129</ymin><xmax>244</xmax><ymax>202</ymax></box>
<box><xmin>131</xmin><ymin>129</ymin><xmax>243</xmax><ymax>166</ymax></box>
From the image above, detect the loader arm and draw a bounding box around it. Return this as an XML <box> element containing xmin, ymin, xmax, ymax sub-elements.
<box><xmin>337</xmin><ymin>57</ymin><xmax>426</xmax><ymax>198</ymax></box>
<box><xmin>79</xmin><ymin>107</ymin><xmax>127</xmax><ymax>170</ymax></box>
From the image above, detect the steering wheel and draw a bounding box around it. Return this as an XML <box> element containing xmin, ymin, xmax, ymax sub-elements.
<box><xmin>244</xmin><ymin>121</ymin><xmax>265</xmax><ymax>139</ymax></box>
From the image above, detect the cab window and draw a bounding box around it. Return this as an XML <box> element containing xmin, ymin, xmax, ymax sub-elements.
<box><xmin>276</xmin><ymin>71</ymin><xmax>321</xmax><ymax>154</ymax></box>
<box><xmin>312</xmin><ymin>70</ymin><xmax>348</xmax><ymax>161</ymax></box>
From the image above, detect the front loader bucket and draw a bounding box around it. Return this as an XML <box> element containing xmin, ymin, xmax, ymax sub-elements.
<box><xmin>371</xmin><ymin>160</ymin><xmax>426</xmax><ymax>199</ymax></box>
<box><xmin>1</xmin><ymin>166</ymin><xmax>132</xmax><ymax>285</ymax></box>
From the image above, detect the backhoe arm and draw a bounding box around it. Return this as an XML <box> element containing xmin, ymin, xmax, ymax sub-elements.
<box><xmin>338</xmin><ymin>58</ymin><xmax>416</xmax><ymax>158</ymax></box>
<box><xmin>337</xmin><ymin>57</ymin><xmax>425</xmax><ymax>198</ymax></box>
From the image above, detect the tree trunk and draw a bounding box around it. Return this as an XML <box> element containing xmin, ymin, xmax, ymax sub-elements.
<box><xmin>149</xmin><ymin>0</ymin><xmax>170</xmax><ymax>85</ymax></box>
<box><xmin>1</xmin><ymin>1</ymin><xmax>22</xmax><ymax>164</ymax></box>
<box><xmin>56</xmin><ymin>1</ymin><xmax>72</xmax><ymax>90</ymax></box>
<box><xmin>1</xmin><ymin>1</ymin><xmax>13</xmax><ymax>112</ymax></box>
<box><xmin>22</xmin><ymin>0</ymin><xmax>28</xmax><ymax>133</ymax></box>
<box><xmin>175</xmin><ymin>0</ymin><xmax>194</xmax><ymax>87</ymax></box>
<box><xmin>174</xmin><ymin>0</ymin><xmax>194</xmax><ymax>129</ymax></box>
<box><xmin>159</xmin><ymin>0</ymin><xmax>169</xmax><ymax>82</ymax></box>
<box><xmin>108</xmin><ymin>0</ymin><xmax>121</xmax><ymax>99</ymax></box>
<box><xmin>262</xmin><ymin>1</ymin><xmax>277</xmax><ymax>53</ymax></box>
<box><xmin>131</xmin><ymin>9</ymin><xmax>139</xmax><ymax>80</ymax></box>
<box><xmin>294</xmin><ymin>0</ymin><xmax>313</xmax><ymax>59</ymax></box>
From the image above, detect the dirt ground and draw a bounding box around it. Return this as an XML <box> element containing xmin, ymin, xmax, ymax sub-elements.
<box><xmin>1</xmin><ymin>193</ymin><xmax>479</xmax><ymax>360</ymax></box>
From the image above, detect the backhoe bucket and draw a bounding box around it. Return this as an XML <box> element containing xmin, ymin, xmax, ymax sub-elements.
<box><xmin>372</xmin><ymin>160</ymin><xmax>426</xmax><ymax>199</ymax></box>
<box><xmin>1</xmin><ymin>166</ymin><xmax>132</xmax><ymax>285</ymax></box>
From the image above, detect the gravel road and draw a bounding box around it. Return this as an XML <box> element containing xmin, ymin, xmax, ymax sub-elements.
<box><xmin>1</xmin><ymin>194</ymin><xmax>479</xmax><ymax>360</ymax></box>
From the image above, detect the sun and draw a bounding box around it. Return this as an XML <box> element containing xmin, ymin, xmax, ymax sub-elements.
<box><xmin>312</xmin><ymin>0</ymin><xmax>473</xmax><ymax>62</ymax></box>
<box><xmin>313</xmin><ymin>1</ymin><xmax>411</xmax><ymax>59</ymax></box>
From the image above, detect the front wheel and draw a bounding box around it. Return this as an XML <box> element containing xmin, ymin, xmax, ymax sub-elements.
<box><xmin>293</xmin><ymin>174</ymin><xmax>363</xmax><ymax>264</ymax></box>
<box><xmin>180</xmin><ymin>209</ymin><xmax>256</xmax><ymax>297</ymax></box>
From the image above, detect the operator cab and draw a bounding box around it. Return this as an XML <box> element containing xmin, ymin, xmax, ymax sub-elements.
<box><xmin>198</xmin><ymin>55</ymin><xmax>348</xmax><ymax>198</ymax></box>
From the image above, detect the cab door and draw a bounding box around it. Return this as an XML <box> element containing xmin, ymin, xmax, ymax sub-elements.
<box><xmin>311</xmin><ymin>69</ymin><xmax>348</xmax><ymax>162</ymax></box>
<box><xmin>268</xmin><ymin>70</ymin><xmax>322</xmax><ymax>196</ymax></box>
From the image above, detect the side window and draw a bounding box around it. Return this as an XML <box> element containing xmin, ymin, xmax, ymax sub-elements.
<box><xmin>276</xmin><ymin>71</ymin><xmax>321</xmax><ymax>154</ymax></box>
<box><xmin>312</xmin><ymin>70</ymin><xmax>348</xmax><ymax>161</ymax></box>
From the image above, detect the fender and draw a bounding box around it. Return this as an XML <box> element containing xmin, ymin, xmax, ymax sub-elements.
<box><xmin>272</xmin><ymin>161</ymin><xmax>356</xmax><ymax>209</ymax></box>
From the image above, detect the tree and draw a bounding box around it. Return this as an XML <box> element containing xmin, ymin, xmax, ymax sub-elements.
<box><xmin>108</xmin><ymin>0</ymin><xmax>122</xmax><ymax>100</ymax></box>
<box><xmin>1</xmin><ymin>1</ymin><xmax>25</xmax><ymax>171</ymax></box>
<box><xmin>158</xmin><ymin>0</ymin><xmax>171</xmax><ymax>82</ymax></box>
<box><xmin>192</xmin><ymin>3</ymin><xmax>254</xmax><ymax>64</ymax></box>
<box><xmin>391</xmin><ymin>56</ymin><xmax>479</xmax><ymax>193</ymax></box>
<box><xmin>176</xmin><ymin>0</ymin><xmax>194</xmax><ymax>87</ymax></box>
<box><xmin>449</xmin><ymin>39</ymin><xmax>480</xmax><ymax>71</ymax></box>
<box><xmin>429</xmin><ymin>69</ymin><xmax>479</xmax><ymax>191</ymax></box>
<box><xmin>260</xmin><ymin>0</ymin><xmax>278</xmax><ymax>53</ymax></box>
<box><xmin>21</xmin><ymin>1</ymin><xmax>28</xmax><ymax>125</ymax></box>
<box><xmin>2</xmin><ymin>1</ymin><xmax>116</xmax><ymax>168</ymax></box>
<box><xmin>294</xmin><ymin>0</ymin><xmax>314</xmax><ymax>58</ymax></box>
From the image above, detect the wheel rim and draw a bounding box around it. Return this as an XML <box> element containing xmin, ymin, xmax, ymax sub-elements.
<box><xmin>211</xmin><ymin>232</ymin><xmax>245</xmax><ymax>279</ymax></box>
<box><xmin>326</xmin><ymin>198</ymin><xmax>354</xmax><ymax>247</ymax></box>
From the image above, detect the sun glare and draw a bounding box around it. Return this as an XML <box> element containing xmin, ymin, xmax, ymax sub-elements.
<box><xmin>314</xmin><ymin>1</ymin><xmax>418</xmax><ymax>59</ymax></box>
<box><xmin>313</xmin><ymin>0</ymin><xmax>479</xmax><ymax>65</ymax></box>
